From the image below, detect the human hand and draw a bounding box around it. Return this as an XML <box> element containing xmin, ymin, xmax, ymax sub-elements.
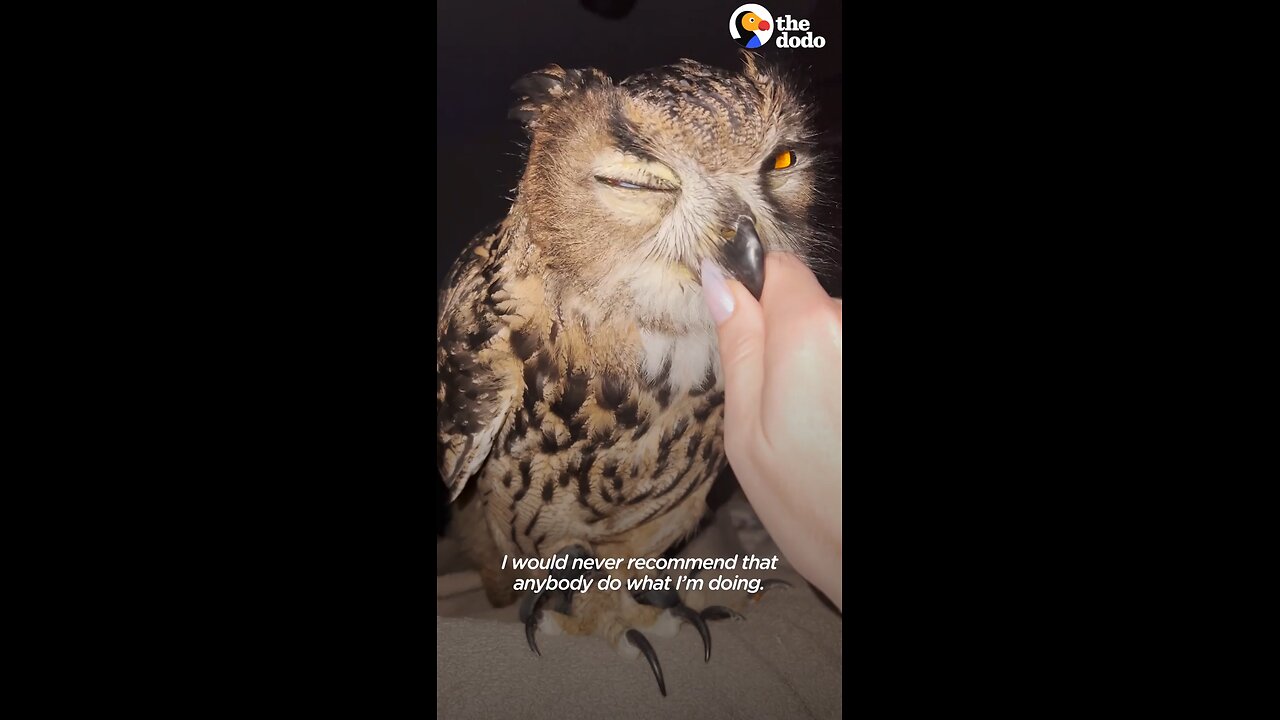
<box><xmin>701</xmin><ymin>254</ymin><xmax>842</xmax><ymax>612</ymax></box>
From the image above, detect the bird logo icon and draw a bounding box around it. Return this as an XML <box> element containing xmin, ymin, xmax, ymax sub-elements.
<box><xmin>729</xmin><ymin>4</ymin><xmax>774</xmax><ymax>49</ymax></box>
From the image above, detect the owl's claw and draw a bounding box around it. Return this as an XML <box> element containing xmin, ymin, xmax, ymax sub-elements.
<box><xmin>526</xmin><ymin>611</ymin><xmax>542</xmax><ymax>656</ymax></box>
<box><xmin>633</xmin><ymin>586</ymin><xmax>712</xmax><ymax>662</ymax></box>
<box><xmin>520</xmin><ymin>544</ymin><xmax>597</xmax><ymax>657</ymax></box>
<box><xmin>701</xmin><ymin>605</ymin><xmax>746</xmax><ymax>622</ymax></box>
<box><xmin>524</xmin><ymin>587</ymin><xmax>555</xmax><ymax>656</ymax></box>
<box><xmin>671</xmin><ymin>604</ymin><xmax>712</xmax><ymax>662</ymax></box>
<box><xmin>523</xmin><ymin>582</ymin><xmax>570</xmax><ymax>657</ymax></box>
<box><xmin>626</xmin><ymin>629</ymin><xmax>666</xmax><ymax>697</ymax></box>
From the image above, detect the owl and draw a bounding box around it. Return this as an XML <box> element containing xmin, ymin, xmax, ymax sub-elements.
<box><xmin>437</xmin><ymin>53</ymin><xmax>825</xmax><ymax>695</ymax></box>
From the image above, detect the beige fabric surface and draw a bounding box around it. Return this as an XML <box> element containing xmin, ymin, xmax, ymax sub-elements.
<box><xmin>436</xmin><ymin>491</ymin><xmax>842</xmax><ymax>719</ymax></box>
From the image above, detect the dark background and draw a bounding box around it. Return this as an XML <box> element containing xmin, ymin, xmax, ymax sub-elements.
<box><xmin>435</xmin><ymin>0</ymin><xmax>844</xmax><ymax>531</ymax></box>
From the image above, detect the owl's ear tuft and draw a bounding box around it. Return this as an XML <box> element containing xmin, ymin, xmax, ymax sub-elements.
<box><xmin>739</xmin><ymin>50</ymin><xmax>773</xmax><ymax>86</ymax></box>
<box><xmin>509</xmin><ymin>65</ymin><xmax>611</xmax><ymax>131</ymax></box>
<box><xmin>511</xmin><ymin>70</ymin><xmax>565</xmax><ymax>101</ymax></box>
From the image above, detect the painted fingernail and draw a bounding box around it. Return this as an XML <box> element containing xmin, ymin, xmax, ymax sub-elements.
<box><xmin>700</xmin><ymin>257</ymin><xmax>734</xmax><ymax>326</ymax></box>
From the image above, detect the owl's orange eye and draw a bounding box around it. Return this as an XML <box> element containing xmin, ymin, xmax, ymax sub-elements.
<box><xmin>773</xmin><ymin>150</ymin><xmax>796</xmax><ymax>170</ymax></box>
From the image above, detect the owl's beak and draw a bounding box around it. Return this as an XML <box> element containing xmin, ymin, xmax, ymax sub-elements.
<box><xmin>718</xmin><ymin>215</ymin><xmax>765</xmax><ymax>300</ymax></box>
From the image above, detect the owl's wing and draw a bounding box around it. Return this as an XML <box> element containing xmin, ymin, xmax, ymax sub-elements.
<box><xmin>437</xmin><ymin>225</ymin><xmax>518</xmax><ymax>502</ymax></box>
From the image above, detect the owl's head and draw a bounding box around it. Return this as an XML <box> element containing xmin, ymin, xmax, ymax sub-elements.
<box><xmin>508</xmin><ymin>54</ymin><xmax>827</xmax><ymax>328</ymax></box>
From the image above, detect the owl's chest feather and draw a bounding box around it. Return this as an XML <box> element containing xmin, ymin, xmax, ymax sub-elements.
<box><xmin>479</xmin><ymin>292</ymin><xmax>726</xmax><ymax>558</ymax></box>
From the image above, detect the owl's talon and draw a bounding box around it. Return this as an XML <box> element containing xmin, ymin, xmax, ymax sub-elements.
<box><xmin>701</xmin><ymin>605</ymin><xmax>746</xmax><ymax>622</ymax></box>
<box><xmin>524</xmin><ymin>587</ymin><xmax>557</xmax><ymax>656</ymax></box>
<box><xmin>526</xmin><ymin>611</ymin><xmax>542</xmax><ymax>656</ymax></box>
<box><xmin>626</xmin><ymin>629</ymin><xmax>666</xmax><ymax>697</ymax></box>
<box><xmin>671</xmin><ymin>604</ymin><xmax>711</xmax><ymax>662</ymax></box>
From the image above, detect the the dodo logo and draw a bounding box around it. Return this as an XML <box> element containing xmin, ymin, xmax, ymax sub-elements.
<box><xmin>729</xmin><ymin>4</ymin><xmax>774</xmax><ymax>49</ymax></box>
<box><xmin>729</xmin><ymin>3</ymin><xmax>827</xmax><ymax>49</ymax></box>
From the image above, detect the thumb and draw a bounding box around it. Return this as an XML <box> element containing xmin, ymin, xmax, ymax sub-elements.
<box><xmin>700</xmin><ymin>258</ymin><xmax>764</xmax><ymax>435</ymax></box>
